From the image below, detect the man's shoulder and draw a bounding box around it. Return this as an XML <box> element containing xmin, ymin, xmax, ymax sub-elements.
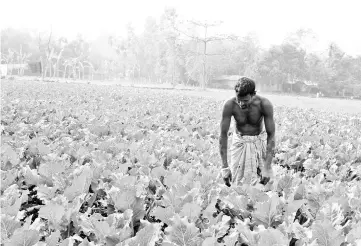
<box><xmin>222</xmin><ymin>97</ymin><xmax>236</xmax><ymax>107</ymax></box>
<box><xmin>221</xmin><ymin>97</ymin><xmax>236</xmax><ymax>114</ymax></box>
<box><xmin>257</xmin><ymin>95</ymin><xmax>273</xmax><ymax>113</ymax></box>
<box><xmin>256</xmin><ymin>95</ymin><xmax>272</xmax><ymax>106</ymax></box>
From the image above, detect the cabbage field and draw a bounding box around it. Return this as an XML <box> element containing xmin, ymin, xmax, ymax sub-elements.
<box><xmin>1</xmin><ymin>80</ymin><xmax>361</xmax><ymax>246</ymax></box>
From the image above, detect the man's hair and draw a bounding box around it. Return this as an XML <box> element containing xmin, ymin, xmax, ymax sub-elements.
<box><xmin>235</xmin><ymin>77</ymin><xmax>256</xmax><ymax>97</ymax></box>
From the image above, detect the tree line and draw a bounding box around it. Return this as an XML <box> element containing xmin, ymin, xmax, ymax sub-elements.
<box><xmin>1</xmin><ymin>7</ymin><xmax>360</xmax><ymax>97</ymax></box>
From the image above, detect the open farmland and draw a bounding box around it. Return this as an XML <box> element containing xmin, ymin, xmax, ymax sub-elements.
<box><xmin>15</xmin><ymin>76</ymin><xmax>360</xmax><ymax>114</ymax></box>
<box><xmin>182</xmin><ymin>90</ymin><xmax>361</xmax><ymax>115</ymax></box>
<box><xmin>1</xmin><ymin>80</ymin><xmax>361</xmax><ymax>245</ymax></box>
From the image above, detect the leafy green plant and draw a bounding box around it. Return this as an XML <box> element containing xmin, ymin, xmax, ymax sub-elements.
<box><xmin>1</xmin><ymin>81</ymin><xmax>361</xmax><ymax>245</ymax></box>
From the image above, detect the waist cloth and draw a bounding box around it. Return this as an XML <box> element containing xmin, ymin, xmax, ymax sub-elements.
<box><xmin>229</xmin><ymin>128</ymin><xmax>267</xmax><ymax>186</ymax></box>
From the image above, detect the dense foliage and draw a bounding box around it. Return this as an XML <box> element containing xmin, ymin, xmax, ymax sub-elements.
<box><xmin>1</xmin><ymin>80</ymin><xmax>361</xmax><ymax>245</ymax></box>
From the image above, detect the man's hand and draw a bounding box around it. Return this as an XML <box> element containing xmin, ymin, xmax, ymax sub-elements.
<box><xmin>222</xmin><ymin>167</ymin><xmax>232</xmax><ymax>187</ymax></box>
<box><xmin>260</xmin><ymin>166</ymin><xmax>274</xmax><ymax>185</ymax></box>
<box><xmin>261</xmin><ymin>98</ymin><xmax>275</xmax><ymax>187</ymax></box>
<box><xmin>219</xmin><ymin>100</ymin><xmax>232</xmax><ymax>186</ymax></box>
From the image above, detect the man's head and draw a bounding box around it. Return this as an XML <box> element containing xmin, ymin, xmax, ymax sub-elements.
<box><xmin>234</xmin><ymin>77</ymin><xmax>256</xmax><ymax>109</ymax></box>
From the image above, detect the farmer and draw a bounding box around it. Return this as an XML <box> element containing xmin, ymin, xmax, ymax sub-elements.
<box><xmin>219</xmin><ymin>77</ymin><xmax>276</xmax><ymax>187</ymax></box>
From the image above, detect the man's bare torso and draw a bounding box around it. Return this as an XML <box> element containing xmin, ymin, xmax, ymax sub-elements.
<box><xmin>227</xmin><ymin>95</ymin><xmax>265</xmax><ymax>136</ymax></box>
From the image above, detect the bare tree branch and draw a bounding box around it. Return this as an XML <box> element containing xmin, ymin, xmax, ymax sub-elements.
<box><xmin>186</xmin><ymin>50</ymin><xmax>233</xmax><ymax>57</ymax></box>
<box><xmin>174</xmin><ymin>26</ymin><xmax>202</xmax><ymax>42</ymax></box>
<box><xmin>185</xmin><ymin>19</ymin><xmax>223</xmax><ymax>28</ymax></box>
<box><xmin>174</xmin><ymin>19</ymin><xmax>238</xmax><ymax>88</ymax></box>
<box><xmin>47</xmin><ymin>27</ymin><xmax>52</xmax><ymax>52</ymax></box>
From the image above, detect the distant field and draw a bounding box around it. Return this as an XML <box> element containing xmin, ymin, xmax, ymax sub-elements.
<box><xmin>3</xmin><ymin>78</ymin><xmax>361</xmax><ymax>114</ymax></box>
<box><xmin>181</xmin><ymin>89</ymin><xmax>361</xmax><ymax>115</ymax></box>
<box><xmin>78</xmin><ymin>78</ymin><xmax>361</xmax><ymax>115</ymax></box>
<box><xmin>102</xmin><ymin>79</ymin><xmax>361</xmax><ymax>115</ymax></box>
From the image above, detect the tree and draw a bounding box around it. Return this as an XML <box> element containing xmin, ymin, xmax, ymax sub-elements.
<box><xmin>51</xmin><ymin>37</ymin><xmax>68</xmax><ymax>77</ymax></box>
<box><xmin>280</xmin><ymin>43</ymin><xmax>307</xmax><ymax>82</ymax></box>
<box><xmin>1</xmin><ymin>28</ymin><xmax>35</xmax><ymax>56</ymax></box>
<box><xmin>90</xmin><ymin>33</ymin><xmax>118</xmax><ymax>79</ymax></box>
<box><xmin>109</xmin><ymin>23</ymin><xmax>143</xmax><ymax>82</ymax></box>
<box><xmin>3</xmin><ymin>12</ymin><xmax>359</xmax><ymax>96</ymax></box>
<box><xmin>176</xmin><ymin>20</ymin><xmax>237</xmax><ymax>89</ymax></box>
<box><xmin>216</xmin><ymin>33</ymin><xmax>261</xmax><ymax>77</ymax></box>
<box><xmin>284</xmin><ymin>28</ymin><xmax>318</xmax><ymax>53</ymax></box>
<box><xmin>37</xmin><ymin>28</ymin><xmax>55</xmax><ymax>79</ymax></box>
<box><xmin>141</xmin><ymin>16</ymin><xmax>160</xmax><ymax>82</ymax></box>
<box><xmin>305</xmin><ymin>53</ymin><xmax>327</xmax><ymax>83</ymax></box>
<box><xmin>15</xmin><ymin>45</ymin><xmax>32</xmax><ymax>76</ymax></box>
<box><xmin>61</xmin><ymin>34</ymin><xmax>92</xmax><ymax>79</ymax></box>
<box><xmin>125</xmin><ymin>23</ymin><xmax>143</xmax><ymax>81</ymax></box>
<box><xmin>253</xmin><ymin>42</ymin><xmax>308</xmax><ymax>92</ymax></box>
<box><xmin>255</xmin><ymin>49</ymin><xmax>286</xmax><ymax>90</ymax></box>
<box><xmin>1</xmin><ymin>49</ymin><xmax>16</xmax><ymax>75</ymax></box>
<box><xmin>159</xmin><ymin>7</ymin><xmax>185</xmax><ymax>84</ymax></box>
<box><xmin>1</xmin><ymin>28</ymin><xmax>38</xmax><ymax>76</ymax></box>
<box><xmin>350</xmin><ymin>56</ymin><xmax>361</xmax><ymax>82</ymax></box>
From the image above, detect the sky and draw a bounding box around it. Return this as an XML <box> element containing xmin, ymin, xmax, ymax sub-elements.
<box><xmin>1</xmin><ymin>0</ymin><xmax>361</xmax><ymax>56</ymax></box>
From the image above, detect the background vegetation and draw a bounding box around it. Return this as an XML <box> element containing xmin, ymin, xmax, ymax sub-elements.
<box><xmin>1</xmin><ymin>8</ymin><xmax>360</xmax><ymax>97</ymax></box>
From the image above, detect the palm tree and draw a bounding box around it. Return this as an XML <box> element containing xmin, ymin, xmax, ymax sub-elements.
<box><xmin>16</xmin><ymin>45</ymin><xmax>32</xmax><ymax>76</ymax></box>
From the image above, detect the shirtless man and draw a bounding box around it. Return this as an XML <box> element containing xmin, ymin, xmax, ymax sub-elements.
<box><xmin>219</xmin><ymin>77</ymin><xmax>276</xmax><ymax>187</ymax></box>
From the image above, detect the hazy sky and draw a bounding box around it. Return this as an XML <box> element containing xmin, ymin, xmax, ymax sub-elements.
<box><xmin>1</xmin><ymin>0</ymin><xmax>360</xmax><ymax>55</ymax></box>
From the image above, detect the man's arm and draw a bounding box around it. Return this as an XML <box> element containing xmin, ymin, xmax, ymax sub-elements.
<box><xmin>219</xmin><ymin>100</ymin><xmax>232</xmax><ymax>168</ymax></box>
<box><xmin>262</xmin><ymin>98</ymin><xmax>276</xmax><ymax>171</ymax></box>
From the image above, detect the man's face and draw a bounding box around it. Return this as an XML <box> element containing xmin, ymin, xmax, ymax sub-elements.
<box><xmin>237</xmin><ymin>94</ymin><xmax>252</xmax><ymax>109</ymax></box>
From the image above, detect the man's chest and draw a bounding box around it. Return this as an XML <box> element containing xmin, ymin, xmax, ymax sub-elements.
<box><xmin>233</xmin><ymin>106</ymin><xmax>263</xmax><ymax>125</ymax></box>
